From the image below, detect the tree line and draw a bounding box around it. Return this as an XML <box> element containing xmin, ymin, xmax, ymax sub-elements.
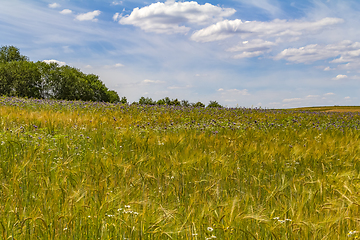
<box><xmin>131</xmin><ymin>96</ymin><xmax>223</xmax><ymax>108</ymax></box>
<box><xmin>0</xmin><ymin>46</ymin><xmax>120</xmax><ymax>102</ymax></box>
<box><xmin>0</xmin><ymin>45</ymin><xmax>223</xmax><ymax>108</ymax></box>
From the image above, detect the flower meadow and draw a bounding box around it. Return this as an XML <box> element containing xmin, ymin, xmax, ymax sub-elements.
<box><xmin>1</xmin><ymin>97</ymin><xmax>360</xmax><ymax>239</ymax></box>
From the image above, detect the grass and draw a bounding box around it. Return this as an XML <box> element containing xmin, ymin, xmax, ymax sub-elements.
<box><xmin>1</xmin><ymin>97</ymin><xmax>360</xmax><ymax>239</ymax></box>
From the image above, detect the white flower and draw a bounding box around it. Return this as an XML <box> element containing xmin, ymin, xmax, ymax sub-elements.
<box><xmin>348</xmin><ymin>230</ymin><xmax>358</xmax><ymax>236</ymax></box>
<box><xmin>207</xmin><ymin>227</ymin><xmax>213</xmax><ymax>232</ymax></box>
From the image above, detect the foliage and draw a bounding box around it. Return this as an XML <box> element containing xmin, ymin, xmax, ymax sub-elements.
<box><xmin>0</xmin><ymin>61</ymin><xmax>42</xmax><ymax>98</ymax></box>
<box><xmin>0</xmin><ymin>45</ymin><xmax>28</xmax><ymax>63</ymax></box>
<box><xmin>207</xmin><ymin>100</ymin><xmax>223</xmax><ymax>108</ymax></box>
<box><xmin>139</xmin><ymin>96</ymin><xmax>156</xmax><ymax>105</ymax></box>
<box><xmin>193</xmin><ymin>101</ymin><xmax>205</xmax><ymax>107</ymax></box>
<box><xmin>2</xmin><ymin>97</ymin><xmax>360</xmax><ymax>239</ymax></box>
<box><xmin>0</xmin><ymin>45</ymin><xmax>120</xmax><ymax>103</ymax></box>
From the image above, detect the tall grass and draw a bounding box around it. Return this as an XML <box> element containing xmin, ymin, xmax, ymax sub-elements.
<box><xmin>1</xmin><ymin>97</ymin><xmax>360</xmax><ymax>239</ymax></box>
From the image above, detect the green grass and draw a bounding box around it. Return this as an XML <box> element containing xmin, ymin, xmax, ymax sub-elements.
<box><xmin>1</xmin><ymin>97</ymin><xmax>360</xmax><ymax>239</ymax></box>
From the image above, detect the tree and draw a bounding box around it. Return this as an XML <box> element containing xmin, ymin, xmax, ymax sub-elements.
<box><xmin>193</xmin><ymin>101</ymin><xmax>205</xmax><ymax>108</ymax></box>
<box><xmin>139</xmin><ymin>97</ymin><xmax>156</xmax><ymax>105</ymax></box>
<box><xmin>207</xmin><ymin>100</ymin><xmax>222</xmax><ymax>108</ymax></box>
<box><xmin>0</xmin><ymin>46</ymin><xmax>122</xmax><ymax>103</ymax></box>
<box><xmin>181</xmin><ymin>100</ymin><xmax>190</xmax><ymax>107</ymax></box>
<box><xmin>0</xmin><ymin>61</ymin><xmax>41</xmax><ymax>98</ymax></box>
<box><xmin>120</xmin><ymin>96</ymin><xmax>128</xmax><ymax>104</ymax></box>
<box><xmin>0</xmin><ymin>46</ymin><xmax>28</xmax><ymax>63</ymax></box>
<box><xmin>169</xmin><ymin>98</ymin><xmax>181</xmax><ymax>106</ymax></box>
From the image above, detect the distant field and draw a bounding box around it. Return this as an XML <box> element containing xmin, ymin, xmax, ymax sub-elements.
<box><xmin>292</xmin><ymin>106</ymin><xmax>360</xmax><ymax>112</ymax></box>
<box><xmin>1</xmin><ymin>97</ymin><xmax>360</xmax><ymax>239</ymax></box>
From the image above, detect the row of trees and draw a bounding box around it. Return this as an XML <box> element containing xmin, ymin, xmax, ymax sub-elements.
<box><xmin>0</xmin><ymin>46</ymin><xmax>120</xmax><ymax>102</ymax></box>
<box><xmin>133</xmin><ymin>96</ymin><xmax>223</xmax><ymax>108</ymax></box>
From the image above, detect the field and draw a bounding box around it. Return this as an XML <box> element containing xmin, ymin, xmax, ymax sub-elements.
<box><xmin>1</xmin><ymin>97</ymin><xmax>360</xmax><ymax>239</ymax></box>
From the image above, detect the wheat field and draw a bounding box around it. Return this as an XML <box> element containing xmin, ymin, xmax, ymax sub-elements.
<box><xmin>1</xmin><ymin>97</ymin><xmax>360</xmax><ymax>239</ymax></box>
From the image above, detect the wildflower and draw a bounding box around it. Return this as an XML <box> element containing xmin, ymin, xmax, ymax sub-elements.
<box><xmin>125</xmin><ymin>205</ymin><xmax>130</xmax><ymax>208</ymax></box>
<box><xmin>207</xmin><ymin>227</ymin><xmax>213</xmax><ymax>232</ymax></box>
<box><xmin>348</xmin><ymin>230</ymin><xmax>358</xmax><ymax>237</ymax></box>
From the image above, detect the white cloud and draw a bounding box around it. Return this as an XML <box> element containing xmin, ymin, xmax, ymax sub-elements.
<box><xmin>113</xmin><ymin>13</ymin><xmax>121</xmax><ymax>22</ymax></box>
<box><xmin>324</xmin><ymin>92</ymin><xmax>335</xmax><ymax>96</ymax></box>
<box><xmin>345</xmin><ymin>96</ymin><xmax>351</xmax><ymax>99</ymax></box>
<box><xmin>60</xmin><ymin>9</ymin><xmax>72</xmax><ymax>15</ymax></box>
<box><xmin>111</xmin><ymin>1</ymin><xmax>123</xmax><ymax>6</ymax></box>
<box><xmin>142</xmin><ymin>79</ymin><xmax>165</xmax><ymax>84</ymax></box>
<box><xmin>332</xmin><ymin>74</ymin><xmax>348</xmax><ymax>80</ymax></box>
<box><xmin>104</xmin><ymin>63</ymin><xmax>125</xmax><ymax>68</ymax></box>
<box><xmin>275</xmin><ymin>40</ymin><xmax>360</xmax><ymax>64</ymax></box>
<box><xmin>48</xmin><ymin>3</ymin><xmax>60</xmax><ymax>9</ymax></box>
<box><xmin>43</xmin><ymin>59</ymin><xmax>66</xmax><ymax>66</ymax></box>
<box><xmin>306</xmin><ymin>95</ymin><xmax>319</xmax><ymax>98</ymax></box>
<box><xmin>324</xmin><ymin>66</ymin><xmax>331</xmax><ymax>71</ymax></box>
<box><xmin>191</xmin><ymin>17</ymin><xmax>343</xmax><ymax>42</ymax></box>
<box><xmin>75</xmin><ymin>10</ymin><xmax>101</xmax><ymax>22</ymax></box>
<box><xmin>115</xmin><ymin>63</ymin><xmax>124</xmax><ymax>67</ymax></box>
<box><xmin>227</xmin><ymin>39</ymin><xmax>276</xmax><ymax>58</ymax></box>
<box><xmin>119</xmin><ymin>1</ymin><xmax>236</xmax><ymax>34</ymax></box>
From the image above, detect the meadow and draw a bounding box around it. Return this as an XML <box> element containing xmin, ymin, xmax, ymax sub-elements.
<box><xmin>1</xmin><ymin>97</ymin><xmax>360</xmax><ymax>239</ymax></box>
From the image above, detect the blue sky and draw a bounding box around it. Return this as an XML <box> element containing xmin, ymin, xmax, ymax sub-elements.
<box><xmin>1</xmin><ymin>0</ymin><xmax>360</xmax><ymax>108</ymax></box>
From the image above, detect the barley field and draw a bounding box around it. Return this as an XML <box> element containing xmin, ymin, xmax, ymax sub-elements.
<box><xmin>1</xmin><ymin>97</ymin><xmax>360</xmax><ymax>239</ymax></box>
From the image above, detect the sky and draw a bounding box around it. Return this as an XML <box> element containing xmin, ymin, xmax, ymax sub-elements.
<box><xmin>1</xmin><ymin>0</ymin><xmax>360</xmax><ymax>108</ymax></box>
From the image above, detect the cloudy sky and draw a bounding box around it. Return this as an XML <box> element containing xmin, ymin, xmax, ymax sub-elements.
<box><xmin>1</xmin><ymin>0</ymin><xmax>360</xmax><ymax>108</ymax></box>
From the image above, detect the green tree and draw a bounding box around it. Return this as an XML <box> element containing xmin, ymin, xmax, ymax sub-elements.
<box><xmin>120</xmin><ymin>96</ymin><xmax>128</xmax><ymax>104</ymax></box>
<box><xmin>193</xmin><ymin>101</ymin><xmax>205</xmax><ymax>108</ymax></box>
<box><xmin>106</xmin><ymin>90</ymin><xmax>120</xmax><ymax>103</ymax></box>
<box><xmin>207</xmin><ymin>100</ymin><xmax>222</xmax><ymax>108</ymax></box>
<box><xmin>0</xmin><ymin>61</ymin><xmax>41</xmax><ymax>98</ymax></box>
<box><xmin>181</xmin><ymin>100</ymin><xmax>190</xmax><ymax>107</ymax></box>
<box><xmin>139</xmin><ymin>97</ymin><xmax>156</xmax><ymax>105</ymax></box>
<box><xmin>169</xmin><ymin>98</ymin><xmax>181</xmax><ymax>106</ymax></box>
<box><xmin>0</xmin><ymin>46</ymin><xmax>29</xmax><ymax>63</ymax></box>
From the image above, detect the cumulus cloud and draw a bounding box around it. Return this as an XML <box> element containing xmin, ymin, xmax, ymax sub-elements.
<box><xmin>275</xmin><ymin>40</ymin><xmax>360</xmax><ymax>64</ymax></box>
<box><xmin>48</xmin><ymin>3</ymin><xmax>60</xmax><ymax>9</ymax></box>
<box><xmin>75</xmin><ymin>10</ymin><xmax>101</xmax><ymax>22</ymax></box>
<box><xmin>191</xmin><ymin>17</ymin><xmax>343</xmax><ymax>42</ymax></box>
<box><xmin>43</xmin><ymin>59</ymin><xmax>66</xmax><ymax>66</ymax></box>
<box><xmin>119</xmin><ymin>1</ymin><xmax>236</xmax><ymax>34</ymax></box>
<box><xmin>60</xmin><ymin>9</ymin><xmax>72</xmax><ymax>15</ymax></box>
<box><xmin>332</xmin><ymin>74</ymin><xmax>348</xmax><ymax>80</ymax></box>
<box><xmin>227</xmin><ymin>39</ymin><xmax>276</xmax><ymax>58</ymax></box>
